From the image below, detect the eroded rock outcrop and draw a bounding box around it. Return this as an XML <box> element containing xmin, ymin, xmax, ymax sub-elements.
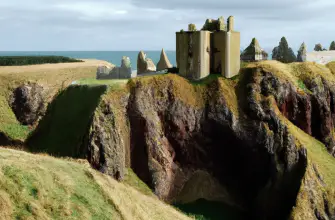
<box><xmin>87</xmin><ymin>91</ymin><xmax>130</xmax><ymax>180</ymax></box>
<box><xmin>137</xmin><ymin>51</ymin><xmax>156</xmax><ymax>74</ymax></box>
<box><xmin>157</xmin><ymin>49</ymin><xmax>173</xmax><ymax>71</ymax></box>
<box><xmin>80</xmin><ymin>67</ymin><xmax>335</xmax><ymax>219</ymax></box>
<box><xmin>113</xmin><ymin>74</ymin><xmax>314</xmax><ymax>219</ymax></box>
<box><xmin>10</xmin><ymin>82</ymin><xmax>47</xmax><ymax>125</ymax></box>
<box><xmin>257</xmin><ymin>66</ymin><xmax>335</xmax><ymax>156</ymax></box>
<box><xmin>29</xmin><ymin>61</ymin><xmax>335</xmax><ymax>220</ymax></box>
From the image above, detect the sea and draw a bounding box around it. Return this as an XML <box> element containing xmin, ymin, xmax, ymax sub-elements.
<box><xmin>0</xmin><ymin>51</ymin><xmax>176</xmax><ymax>71</ymax></box>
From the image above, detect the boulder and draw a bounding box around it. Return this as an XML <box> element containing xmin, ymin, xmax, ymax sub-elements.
<box><xmin>10</xmin><ymin>82</ymin><xmax>47</xmax><ymax>125</ymax></box>
<box><xmin>157</xmin><ymin>49</ymin><xmax>173</xmax><ymax>71</ymax></box>
<box><xmin>137</xmin><ymin>51</ymin><xmax>156</xmax><ymax>74</ymax></box>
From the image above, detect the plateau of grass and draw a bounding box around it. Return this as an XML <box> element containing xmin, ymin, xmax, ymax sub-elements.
<box><xmin>0</xmin><ymin>148</ymin><xmax>191</xmax><ymax>220</ymax></box>
<box><xmin>75</xmin><ymin>78</ymin><xmax>128</xmax><ymax>87</ymax></box>
<box><xmin>128</xmin><ymin>74</ymin><xmax>207</xmax><ymax>109</ymax></box>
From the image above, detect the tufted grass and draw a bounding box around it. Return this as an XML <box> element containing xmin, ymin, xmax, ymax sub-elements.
<box><xmin>326</xmin><ymin>61</ymin><xmax>335</xmax><ymax>75</ymax></box>
<box><xmin>128</xmin><ymin>73</ymin><xmax>207</xmax><ymax>109</ymax></box>
<box><xmin>0</xmin><ymin>148</ymin><xmax>191</xmax><ymax>220</ymax></box>
<box><xmin>123</xmin><ymin>168</ymin><xmax>154</xmax><ymax>197</ymax></box>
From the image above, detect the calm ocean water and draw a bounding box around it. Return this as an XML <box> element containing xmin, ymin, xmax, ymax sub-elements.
<box><xmin>0</xmin><ymin>51</ymin><xmax>177</xmax><ymax>70</ymax></box>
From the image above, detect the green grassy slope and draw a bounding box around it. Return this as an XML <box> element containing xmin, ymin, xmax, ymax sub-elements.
<box><xmin>0</xmin><ymin>148</ymin><xmax>191</xmax><ymax>220</ymax></box>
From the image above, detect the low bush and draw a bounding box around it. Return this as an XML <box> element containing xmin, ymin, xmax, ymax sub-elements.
<box><xmin>167</xmin><ymin>67</ymin><xmax>179</xmax><ymax>73</ymax></box>
<box><xmin>0</xmin><ymin>56</ymin><xmax>83</xmax><ymax>66</ymax></box>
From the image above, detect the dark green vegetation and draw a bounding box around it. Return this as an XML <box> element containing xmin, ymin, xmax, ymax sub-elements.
<box><xmin>314</xmin><ymin>43</ymin><xmax>324</xmax><ymax>51</ymax></box>
<box><xmin>26</xmin><ymin>85</ymin><xmax>107</xmax><ymax>157</ymax></box>
<box><xmin>167</xmin><ymin>67</ymin><xmax>179</xmax><ymax>73</ymax></box>
<box><xmin>272</xmin><ymin>37</ymin><xmax>297</xmax><ymax>63</ymax></box>
<box><xmin>330</xmin><ymin>41</ymin><xmax>335</xmax><ymax>50</ymax></box>
<box><xmin>175</xmin><ymin>199</ymin><xmax>247</xmax><ymax>220</ymax></box>
<box><xmin>0</xmin><ymin>56</ymin><xmax>82</xmax><ymax>66</ymax></box>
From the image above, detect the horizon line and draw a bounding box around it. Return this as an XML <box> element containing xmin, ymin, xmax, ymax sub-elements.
<box><xmin>0</xmin><ymin>50</ymin><xmax>177</xmax><ymax>52</ymax></box>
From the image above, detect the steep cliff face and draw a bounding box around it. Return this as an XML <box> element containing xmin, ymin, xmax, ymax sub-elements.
<box><xmin>85</xmin><ymin>63</ymin><xmax>335</xmax><ymax>219</ymax></box>
<box><xmin>87</xmin><ymin>89</ymin><xmax>130</xmax><ymax>181</ymax></box>
<box><xmin>26</xmin><ymin>61</ymin><xmax>335</xmax><ymax>219</ymax></box>
<box><xmin>256</xmin><ymin>61</ymin><xmax>335</xmax><ymax>156</ymax></box>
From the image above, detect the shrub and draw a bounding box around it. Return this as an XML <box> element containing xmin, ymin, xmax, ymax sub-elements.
<box><xmin>272</xmin><ymin>37</ymin><xmax>297</xmax><ymax>63</ymax></box>
<box><xmin>0</xmin><ymin>56</ymin><xmax>83</xmax><ymax>66</ymax></box>
<box><xmin>167</xmin><ymin>67</ymin><xmax>179</xmax><ymax>73</ymax></box>
<box><xmin>329</xmin><ymin>41</ymin><xmax>335</xmax><ymax>50</ymax></box>
<box><xmin>314</xmin><ymin>44</ymin><xmax>323</xmax><ymax>51</ymax></box>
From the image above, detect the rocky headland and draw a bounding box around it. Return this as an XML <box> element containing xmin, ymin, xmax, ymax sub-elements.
<box><xmin>1</xmin><ymin>60</ymin><xmax>335</xmax><ymax>220</ymax></box>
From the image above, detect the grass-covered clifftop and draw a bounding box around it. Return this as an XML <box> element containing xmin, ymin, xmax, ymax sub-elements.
<box><xmin>0</xmin><ymin>60</ymin><xmax>111</xmax><ymax>142</ymax></box>
<box><xmin>0</xmin><ymin>148</ymin><xmax>191</xmax><ymax>220</ymax></box>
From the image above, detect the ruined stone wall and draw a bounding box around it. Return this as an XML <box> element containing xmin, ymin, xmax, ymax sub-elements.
<box><xmin>198</xmin><ymin>31</ymin><xmax>211</xmax><ymax>79</ymax></box>
<box><xmin>225</xmin><ymin>31</ymin><xmax>240</xmax><ymax>78</ymax></box>
<box><xmin>176</xmin><ymin>31</ymin><xmax>210</xmax><ymax>80</ymax></box>
<box><xmin>212</xmin><ymin>32</ymin><xmax>226</xmax><ymax>74</ymax></box>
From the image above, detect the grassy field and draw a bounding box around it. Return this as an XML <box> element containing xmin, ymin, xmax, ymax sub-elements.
<box><xmin>75</xmin><ymin>78</ymin><xmax>128</xmax><ymax>87</ymax></box>
<box><xmin>0</xmin><ymin>148</ymin><xmax>191</xmax><ymax>220</ymax></box>
<box><xmin>0</xmin><ymin>60</ymin><xmax>111</xmax><ymax>141</ymax></box>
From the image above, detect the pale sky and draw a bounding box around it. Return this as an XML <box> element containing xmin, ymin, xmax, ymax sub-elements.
<box><xmin>0</xmin><ymin>0</ymin><xmax>334</xmax><ymax>52</ymax></box>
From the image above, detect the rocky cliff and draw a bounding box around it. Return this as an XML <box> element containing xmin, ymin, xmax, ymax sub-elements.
<box><xmin>24</xmin><ymin>61</ymin><xmax>335</xmax><ymax>220</ymax></box>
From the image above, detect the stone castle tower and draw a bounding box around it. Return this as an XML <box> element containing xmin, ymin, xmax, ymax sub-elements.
<box><xmin>176</xmin><ymin>16</ymin><xmax>240</xmax><ymax>80</ymax></box>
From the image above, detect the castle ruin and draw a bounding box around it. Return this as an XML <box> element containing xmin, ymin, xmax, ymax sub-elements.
<box><xmin>176</xmin><ymin>16</ymin><xmax>240</xmax><ymax>80</ymax></box>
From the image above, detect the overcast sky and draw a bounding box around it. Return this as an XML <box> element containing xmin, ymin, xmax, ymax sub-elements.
<box><xmin>0</xmin><ymin>0</ymin><xmax>334</xmax><ymax>52</ymax></box>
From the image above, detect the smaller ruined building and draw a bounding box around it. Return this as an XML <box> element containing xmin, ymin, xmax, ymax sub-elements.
<box><xmin>96</xmin><ymin>56</ymin><xmax>135</xmax><ymax>79</ymax></box>
<box><xmin>241</xmin><ymin>38</ymin><xmax>268</xmax><ymax>61</ymax></box>
<box><xmin>176</xmin><ymin>16</ymin><xmax>240</xmax><ymax>80</ymax></box>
